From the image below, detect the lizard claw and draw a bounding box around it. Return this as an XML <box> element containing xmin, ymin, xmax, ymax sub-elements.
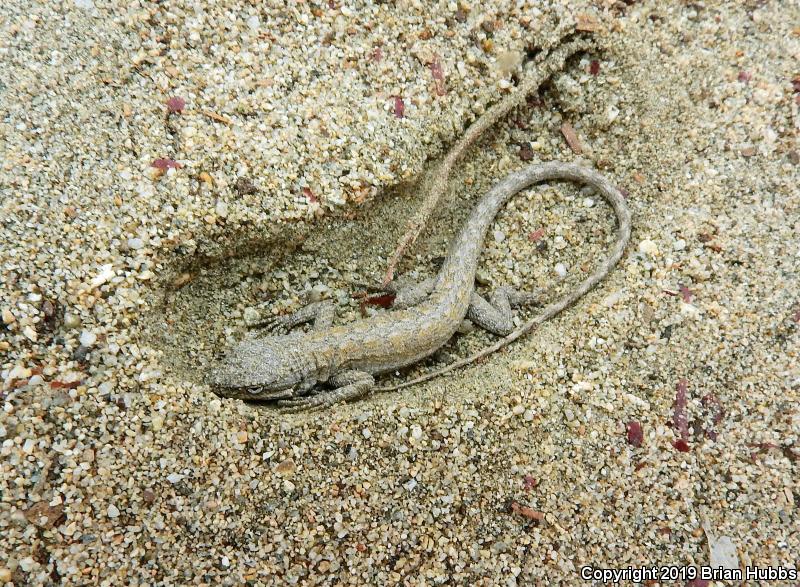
<box><xmin>248</xmin><ymin>388</ymin><xmax>295</xmax><ymax>401</ymax></box>
<box><xmin>277</xmin><ymin>394</ymin><xmax>337</xmax><ymax>413</ymax></box>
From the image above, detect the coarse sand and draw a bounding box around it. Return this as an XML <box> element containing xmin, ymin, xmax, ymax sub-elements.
<box><xmin>1</xmin><ymin>1</ymin><xmax>798</xmax><ymax>584</ymax></box>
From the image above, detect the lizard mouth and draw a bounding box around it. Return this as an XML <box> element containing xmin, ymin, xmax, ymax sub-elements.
<box><xmin>212</xmin><ymin>381</ymin><xmax>296</xmax><ymax>402</ymax></box>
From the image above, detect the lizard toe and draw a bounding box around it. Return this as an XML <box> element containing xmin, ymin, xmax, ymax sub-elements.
<box><xmin>277</xmin><ymin>395</ymin><xmax>334</xmax><ymax>413</ymax></box>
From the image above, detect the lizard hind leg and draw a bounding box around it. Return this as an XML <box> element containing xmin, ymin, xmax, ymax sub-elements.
<box><xmin>385</xmin><ymin>276</ymin><xmax>437</xmax><ymax>309</ymax></box>
<box><xmin>277</xmin><ymin>370</ymin><xmax>375</xmax><ymax>413</ymax></box>
<box><xmin>467</xmin><ymin>285</ymin><xmax>548</xmax><ymax>336</ymax></box>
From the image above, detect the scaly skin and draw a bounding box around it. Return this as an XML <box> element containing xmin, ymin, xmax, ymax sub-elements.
<box><xmin>210</xmin><ymin>162</ymin><xmax>631</xmax><ymax>411</ymax></box>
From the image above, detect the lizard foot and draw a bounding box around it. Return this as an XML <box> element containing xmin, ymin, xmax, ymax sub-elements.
<box><xmin>245</xmin><ymin>300</ymin><xmax>335</xmax><ymax>332</ymax></box>
<box><xmin>245</xmin><ymin>312</ymin><xmax>292</xmax><ymax>332</ymax></box>
<box><xmin>278</xmin><ymin>371</ymin><xmax>374</xmax><ymax>413</ymax></box>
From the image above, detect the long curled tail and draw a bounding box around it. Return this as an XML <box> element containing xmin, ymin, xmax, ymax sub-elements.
<box><xmin>375</xmin><ymin>161</ymin><xmax>631</xmax><ymax>393</ymax></box>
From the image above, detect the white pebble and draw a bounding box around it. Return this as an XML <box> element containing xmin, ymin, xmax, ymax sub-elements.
<box><xmin>166</xmin><ymin>473</ymin><xmax>185</xmax><ymax>484</ymax></box>
<box><xmin>673</xmin><ymin>239</ymin><xmax>687</xmax><ymax>251</ymax></box>
<box><xmin>583</xmin><ymin>197</ymin><xmax>595</xmax><ymax>207</ymax></box>
<box><xmin>555</xmin><ymin>263</ymin><xmax>568</xmax><ymax>278</ymax></box>
<box><xmin>638</xmin><ymin>239</ymin><xmax>659</xmax><ymax>256</ymax></box>
<box><xmin>493</xmin><ymin>230</ymin><xmax>506</xmax><ymax>243</ymax></box>
<box><xmin>79</xmin><ymin>331</ymin><xmax>97</xmax><ymax>347</ymax></box>
<box><xmin>127</xmin><ymin>238</ymin><xmax>144</xmax><ymax>250</ymax></box>
<box><xmin>215</xmin><ymin>201</ymin><xmax>229</xmax><ymax>218</ymax></box>
<box><xmin>107</xmin><ymin>504</ymin><xmax>120</xmax><ymax>518</ymax></box>
<box><xmin>90</xmin><ymin>264</ymin><xmax>115</xmax><ymax>288</ymax></box>
<box><xmin>604</xmin><ymin>104</ymin><xmax>619</xmax><ymax>125</ymax></box>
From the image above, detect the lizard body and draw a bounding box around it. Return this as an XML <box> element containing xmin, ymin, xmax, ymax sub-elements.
<box><xmin>210</xmin><ymin>162</ymin><xmax>631</xmax><ymax>411</ymax></box>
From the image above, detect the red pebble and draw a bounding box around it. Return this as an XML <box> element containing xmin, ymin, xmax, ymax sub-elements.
<box><xmin>393</xmin><ymin>96</ymin><xmax>405</xmax><ymax>118</ymax></box>
<box><xmin>152</xmin><ymin>158</ymin><xmax>182</xmax><ymax>170</ymax></box>
<box><xmin>673</xmin><ymin>439</ymin><xmax>690</xmax><ymax>452</ymax></box>
<box><xmin>166</xmin><ymin>96</ymin><xmax>185</xmax><ymax>113</ymax></box>
<box><xmin>626</xmin><ymin>421</ymin><xmax>644</xmax><ymax>447</ymax></box>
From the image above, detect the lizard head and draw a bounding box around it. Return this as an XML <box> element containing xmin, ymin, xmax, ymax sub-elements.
<box><xmin>208</xmin><ymin>336</ymin><xmax>305</xmax><ymax>398</ymax></box>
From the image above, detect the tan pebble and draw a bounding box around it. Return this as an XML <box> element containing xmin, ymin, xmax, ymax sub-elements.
<box><xmin>2</xmin><ymin>308</ymin><xmax>14</xmax><ymax>324</ymax></box>
<box><xmin>199</xmin><ymin>171</ymin><xmax>214</xmax><ymax>185</ymax></box>
<box><xmin>171</xmin><ymin>273</ymin><xmax>193</xmax><ymax>289</ymax></box>
<box><xmin>511</xmin><ymin>360</ymin><xmax>537</xmax><ymax>372</ymax></box>
<box><xmin>496</xmin><ymin>50</ymin><xmax>522</xmax><ymax>74</ymax></box>
<box><xmin>275</xmin><ymin>458</ymin><xmax>296</xmax><ymax>476</ymax></box>
<box><xmin>236</xmin><ymin>430</ymin><xmax>248</xmax><ymax>443</ymax></box>
<box><xmin>23</xmin><ymin>326</ymin><xmax>37</xmax><ymax>341</ymax></box>
<box><xmin>63</xmin><ymin>313</ymin><xmax>81</xmax><ymax>329</ymax></box>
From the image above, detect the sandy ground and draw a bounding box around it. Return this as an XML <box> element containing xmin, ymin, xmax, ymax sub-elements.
<box><xmin>1</xmin><ymin>0</ymin><xmax>798</xmax><ymax>585</ymax></box>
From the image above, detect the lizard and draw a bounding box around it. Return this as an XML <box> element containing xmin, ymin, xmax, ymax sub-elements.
<box><xmin>209</xmin><ymin>161</ymin><xmax>631</xmax><ymax>411</ymax></box>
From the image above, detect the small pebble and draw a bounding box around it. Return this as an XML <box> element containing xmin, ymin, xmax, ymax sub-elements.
<box><xmin>638</xmin><ymin>239</ymin><xmax>659</xmax><ymax>256</ymax></box>
<box><xmin>79</xmin><ymin>331</ymin><xmax>97</xmax><ymax>347</ymax></box>
<box><xmin>63</xmin><ymin>313</ymin><xmax>81</xmax><ymax>329</ymax></box>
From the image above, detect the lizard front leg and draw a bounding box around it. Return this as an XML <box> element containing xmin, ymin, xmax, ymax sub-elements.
<box><xmin>277</xmin><ymin>370</ymin><xmax>375</xmax><ymax>413</ymax></box>
<box><xmin>467</xmin><ymin>286</ymin><xmax>547</xmax><ymax>336</ymax></box>
<box><xmin>245</xmin><ymin>299</ymin><xmax>335</xmax><ymax>331</ymax></box>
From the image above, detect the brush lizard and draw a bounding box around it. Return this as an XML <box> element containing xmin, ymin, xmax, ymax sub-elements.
<box><xmin>210</xmin><ymin>162</ymin><xmax>631</xmax><ymax>411</ymax></box>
